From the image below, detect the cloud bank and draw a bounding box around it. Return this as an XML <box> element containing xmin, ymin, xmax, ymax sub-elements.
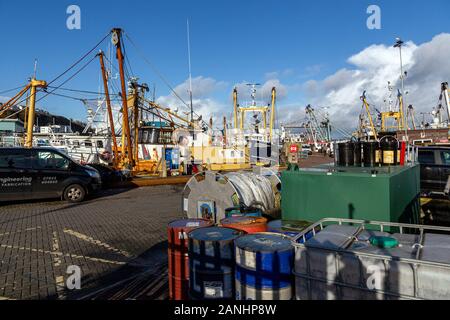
<box><xmin>155</xmin><ymin>34</ymin><xmax>450</xmax><ymax>134</ymax></box>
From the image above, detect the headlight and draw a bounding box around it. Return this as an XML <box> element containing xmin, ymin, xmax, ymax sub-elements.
<box><xmin>87</xmin><ymin>170</ymin><xmax>100</xmax><ymax>179</ymax></box>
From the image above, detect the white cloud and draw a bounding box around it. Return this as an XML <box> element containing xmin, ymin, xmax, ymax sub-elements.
<box><xmin>156</xmin><ymin>76</ymin><xmax>228</xmax><ymax>126</ymax></box>
<box><xmin>264</xmin><ymin>68</ymin><xmax>294</xmax><ymax>80</ymax></box>
<box><xmin>0</xmin><ymin>96</ymin><xmax>11</xmax><ymax>103</ymax></box>
<box><xmin>154</xmin><ymin>34</ymin><xmax>450</xmax><ymax>133</ymax></box>
<box><xmin>300</xmin><ymin>34</ymin><xmax>450</xmax><ymax>132</ymax></box>
<box><xmin>233</xmin><ymin>79</ymin><xmax>288</xmax><ymax>102</ymax></box>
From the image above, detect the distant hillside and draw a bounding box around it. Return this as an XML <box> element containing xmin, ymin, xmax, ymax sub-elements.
<box><xmin>0</xmin><ymin>104</ymin><xmax>87</xmax><ymax>133</ymax></box>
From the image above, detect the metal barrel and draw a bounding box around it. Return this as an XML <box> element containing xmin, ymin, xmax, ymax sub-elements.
<box><xmin>353</xmin><ymin>142</ymin><xmax>362</xmax><ymax>167</ymax></box>
<box><xmin>220</xmin><ymin>216</ymin><xmax>268</xmax><ymax>234</ymax></box>
<box><xmin>167</xmin><ymin>219</ymin><xmax>213</xmax><ymax>300</ymax></box>
<box><xmin>235</xmin><ymin>233</ymin><xmax>294</xmax><ymax>300</ymax></box>
<box><xmin>338</xmin><ymin>142</ymin><xmax>355</xmax><ymax>167</ymax></box>
<box><xmin>188</xmin><ymin>226</ymin><xmax>245</xmax><ymax>300</ymax></box>
<box><xmin>380</xmin><ymin>138</ymin><xmax>398</xmax><ymax>166</ymax></box>
<box><xmin>362</xmin><ymin>141</ymin><xmax>379</xmax><ymax>167</ymax></box>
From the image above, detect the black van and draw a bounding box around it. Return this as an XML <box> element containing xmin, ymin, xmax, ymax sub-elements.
<box><xmin>418</xmin><ymin>146</ymin><xmax>450</xmax><ymax>196</ymax></box>
<box><xmin>0</xmin><ymin>147</ymin><xmax>101</xmax><ymax>203</ymax></box>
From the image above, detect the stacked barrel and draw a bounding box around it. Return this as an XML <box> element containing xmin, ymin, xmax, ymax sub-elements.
<box><xmin>336</xmin><ymin>136</ymin><xmax>405</xmax><ymax>167</ymax></box>
<box><xmin>168</xmin><ymin>217</ymin><xmax>300</xmax><ymax>300</ymax></box>
<box><xmin>235</xmin><ymin>233</ymin><xmax>294</xmax><ymax>300</ymax></box>
<box><xmin>167</xmin><ymin>219</ymin><xmax>213</xmax><ymax>300</ymax></box>
<box><xmin>188</xmin><ymin>227</ymin><xmax>244</xmax><ymax>299</ymax></box>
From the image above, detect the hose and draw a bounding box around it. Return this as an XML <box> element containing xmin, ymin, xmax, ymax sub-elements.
<box><xmin>225</xmin><ymin>172</ymin><xmax>276</xmax><ymax>212</ymax></box>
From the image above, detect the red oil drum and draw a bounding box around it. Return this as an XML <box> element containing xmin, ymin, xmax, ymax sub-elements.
<box><xmin>220</xmin><ymin>216</ymin><xmax>268</xmax><ymax>234</ymax></box>
<box><xmin>168</xmin><ymin>218</ymin><xmax>213</xmax><ymax>300</ymax></box>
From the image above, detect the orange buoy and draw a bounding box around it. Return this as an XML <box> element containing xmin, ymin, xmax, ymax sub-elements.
<box><xmin>168</xmin><ymin>218</ymin><xmax>213</xmax><ymax>300</ymax></box>
<box><xmin>220</xmin><ymin>216</ymin><xmax>268</xmax><ymax>234</ymax></box>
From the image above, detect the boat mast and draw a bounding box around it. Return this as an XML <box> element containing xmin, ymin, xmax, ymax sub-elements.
<box><xmin>111</xmin><ymin>28</ymin><xmax>133</xmax><ymax>168</ymax></box>
<box><xmin>187</xmin><ymin>19</ymin><xmax>194</xmax><ymax>126</ymax></box>
<box><xmin>98</xmin><ymin>50</ymin><xmax>119</xmax><ymax>167</ymax></box>
<box><xmin>394</xmin><ymin>37</ymin><xmax>408</xmax><ymax>140</ymax></box>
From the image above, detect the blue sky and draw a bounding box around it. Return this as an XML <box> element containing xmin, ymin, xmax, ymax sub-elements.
<box><xmin>0</xmin><ymin>0</ymin><xmax>449</xmax><ymax>127</ymax></box>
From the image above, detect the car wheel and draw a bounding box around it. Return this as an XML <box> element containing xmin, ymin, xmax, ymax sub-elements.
<box><xmin>64</xmin><ymin>184</ymin><xmax>86</xmax><ymax>203</ymax></box>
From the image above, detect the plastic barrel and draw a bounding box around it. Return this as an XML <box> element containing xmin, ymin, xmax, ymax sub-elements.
<box><xmin>167</xmin><ymin>219</ymin><xmax>213</xmax><ymax>300</ymax></box>
<box><xmin>338</xmin><ymin>142</ymin><xmax>354</xmax><ymax>167</ymax></box>
<box><xmin>235</xmin><ymin>233</ymin><xmax>294</xmax><ymax>300</ymax></box>
<box><xmin>220</xmin><ymin>216</ymin><xmax>268</xmax><ymax>234</ymax></box>
<box><xmin>188</xmin><ymin>227</ymin><xmax>245</xmax><ymax>300</ymax></box>
<box><xmin>362</xmin><ymin>141</ymin><xmax>379</xmax><ymax>167</ymax></box>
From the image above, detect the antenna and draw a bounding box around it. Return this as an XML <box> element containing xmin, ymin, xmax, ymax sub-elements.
<box><xmin>187</xmin><ymin>19</ymin><xmax>194</xmax><ymax>124</ymax></box>
<box><xmin>33</xmin><ymin>59</ymin><xmax>38</xmax><ymax>78</ymax></box>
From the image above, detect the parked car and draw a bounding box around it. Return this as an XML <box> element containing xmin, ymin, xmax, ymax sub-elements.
<box><xmin>0</xmin><ymin>147</ymin><xmax>101</xmax><ymax>203</ymax></box>
<box><xmin>417</xmin><ymin>146</ymin><xmax>450</xmax><ymax>198</ymax></box>
<box><xmin>302</xmin><ymin>144</ymin><xmax>313</xmax><ymax>155</ymax></box>
<box><xmin>87</xmin><ymin>163</ymin><xmax>126</xmax><ymax>188</ymax></box>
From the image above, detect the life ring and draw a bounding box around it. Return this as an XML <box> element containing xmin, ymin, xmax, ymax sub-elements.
<box><xmin>99</xmin><ymin>151</ymin><xmax>112</xmax><ymax>162</ymax></box>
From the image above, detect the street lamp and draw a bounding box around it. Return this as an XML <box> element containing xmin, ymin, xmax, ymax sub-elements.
<box><xmin>394</xmin><ymin>37</ymin><xmax>408</xmax><ymax>139</ymax></box>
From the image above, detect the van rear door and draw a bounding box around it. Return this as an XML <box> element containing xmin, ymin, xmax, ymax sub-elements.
<box><xmin>0</xmin><ymin>149</ymin><xmax>34</xmax><ymax>201</ymax></box>
<box><xmin>439</xmin><ymin>149</ymin><xmax>450</xmax><ymax>191</ymax></box>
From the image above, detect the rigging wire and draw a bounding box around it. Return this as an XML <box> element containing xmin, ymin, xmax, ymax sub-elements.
<box><xmin>0</xmin><ymin>85</ymin><xmax>26</xmax><ymax>95</ymax></box>
<box><xmin>46</xmin><ymin>86</ymin><xmax>120</xmax><ymax>96</ymax></box>
<box><xmin>38</xmin><ymin>55</ymin><xmax>98</xmax><ymax>103</ymax></box>
<box><xmin>123</xmin><ymin>32</ymin><xmax>201</xmax><ymax>119</ymax></box>
<box><xmin>46</xmin><ymin>33</ymin><xmax>110</xmax><ymax>87</ymax></box>
<box><xmin>2</xmin><ymin>33</ymin><xmax>109</xmax><ymax>113</ymax></box>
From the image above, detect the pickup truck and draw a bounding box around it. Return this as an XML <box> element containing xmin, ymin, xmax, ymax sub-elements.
<box><xmin>417</xmin><ymin>146</ymin><xmax>450</xmax><ymax>198</ymax></box>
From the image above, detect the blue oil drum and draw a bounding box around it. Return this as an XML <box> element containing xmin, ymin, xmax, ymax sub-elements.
<box><xmin>234</xmin><ymin>232</ymin><xmax>294</xmax><ymax>300</ymax></box>
<box><xmin>188</xmin><ymin>226</ymin><xmax>245</xmax><ymax>300</ymax></box>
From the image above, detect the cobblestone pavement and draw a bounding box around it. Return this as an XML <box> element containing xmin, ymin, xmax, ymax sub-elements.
<box><xmin>0</xmin><ymin>185</ymin><xmax>184</xmax><ymax>300</ymax></box>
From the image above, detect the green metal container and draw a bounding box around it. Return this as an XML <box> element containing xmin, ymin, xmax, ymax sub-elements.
<box><xmin>281</xmin><ymin>165</ymin><xmax>420</xmax><ymax>226</ymax></box>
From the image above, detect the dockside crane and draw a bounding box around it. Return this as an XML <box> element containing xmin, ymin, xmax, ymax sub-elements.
<box><xmin>232</xmin><ymin>85</ymin><xmax>277</xmax><ymax>141</ymax></box>
<box><xmin>440</xmin><ymin>82</ymin><xmax>450</xmax><ymax>125</ymax></box>
<box><xmin>0</xmin><ymin>78</ymin><xmax>47</xmax><ymax>148</ymax></box>
<box><xmin>360</xmin><ymin>91</ymin><xmax>378</xmax><ymax>140</ymax></box>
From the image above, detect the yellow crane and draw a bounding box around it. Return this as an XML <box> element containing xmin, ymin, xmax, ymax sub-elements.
<box><xmin>0</xmin><ymin>78</ymin><xmax>47</xmax><ymax>148</ymax></box>
<box><xmin>232</xmin><ymin>85</ymin><xmax>276</xmax><ymax>140</ymax></box>
<box><xmin>441</xmin><ymin>82</ymin><xmax>450</xmax><ymax>125</ymax></box>
<box><xmin>360</xmin><ymin>91</ymin><xmax>378</xmax><ymax>140</ymax></box>
<box><xmin>380</xmin><ymin>90</ymin><xmax>405</xmax><ymax>132</ymax></box>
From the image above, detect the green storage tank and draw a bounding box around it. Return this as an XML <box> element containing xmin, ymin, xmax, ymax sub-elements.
<box><xmin>281</xmin><ymin>165</ymin><xmax>421</xmax><ymax>226</ymax></box>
